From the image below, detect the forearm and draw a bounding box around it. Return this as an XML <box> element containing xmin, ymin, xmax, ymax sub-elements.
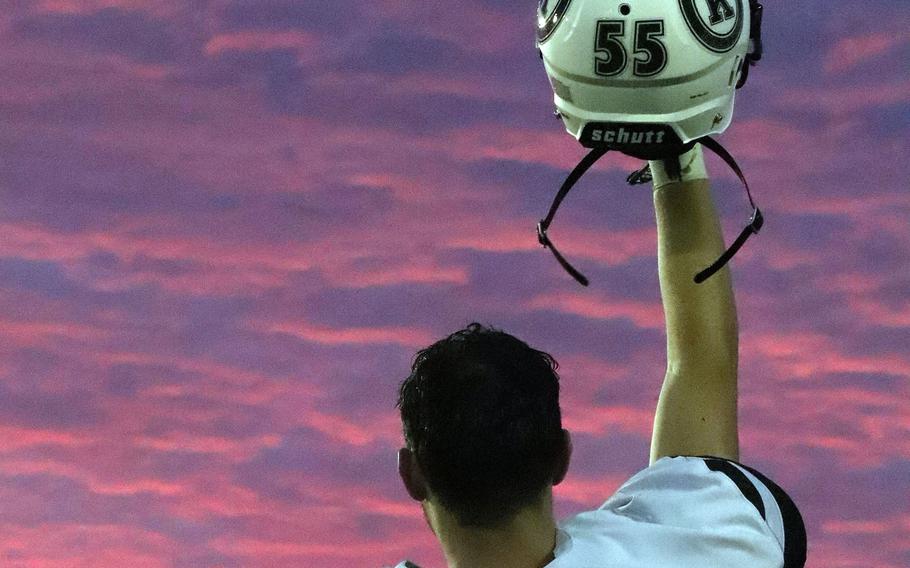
<box><xmin>653</xmin><ymin>178</ymin><xmax>739</xmax><ymax>374</ymax></box>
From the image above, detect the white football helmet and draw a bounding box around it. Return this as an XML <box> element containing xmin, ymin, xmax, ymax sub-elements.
<box><xmin>534</xmin><ymin>0</ymin><xmax>765</xmax><ymax>286</ymax></box>
<box><xmin>537</xmin><ymin>0</ymin><xmax>762</xmax><ymax>159</ymax></box>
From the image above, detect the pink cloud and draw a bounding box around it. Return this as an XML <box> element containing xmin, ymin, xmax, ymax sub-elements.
<box><xmin>88</xmin><ymin>350</ymin><xmax>312</xmax><ymax>417</ymax></box>
<box><xmin>0</xmin><ymin>457</ymin><xmax>98</xmax><ymax>485</ymax></box>
<box><xmin>745</xmin><ymin>330</ymin><xmax>910</xmax><ymax>380</ymax></box>
<box><xmin>846</xmin><ymin>297</ymin><xmax>910</xmax><ymax>327</ymax></box>
<box><xmin>809</xmin><ymin>514</ymin><xmax>910</xmax><ymax>568</ymax></box>
<box><xmin>774</xmin><ymin>78</ymin><xmax>910</xmax><ymax>116</ymax></box>
<box><xmin>0</xmin><ymin>221</ymin><xmax>311</xmax><ymax>297</ymax></box>
<box><xmin>253</xmin><ymin>320</ymin><xmax>435</xmax><ymax>349</ymax></box>
<box><xmin>301</xmin><ymin>409</ymin><xmax>388</xmax><ymax>447</ymax></box>
<box><xmin>562</xmin><ymin>404</ymin><xmax>655</xmax><ymax>437</ymax></box>
<box><xmin>0</xmin><ymin>523</ymin><xmax>174</xmax><ymax>568</ymax></box>
<box><xmin>134</xmin><ymin>432</ymin><xmax>281</xmax><ymax>458</ymax></box>
<box><xmin>740</xmin><ymin>381</ymin><xmax>909</xmax><ymax>468</ymax></box>
<box><xmin>823</xmin><ymin>32</ymin><xmax>910</xmax><ymax>74</ymax></box>
<box><xmin>715</xmin><ymin>113</ymin><xmax>907</xmax><ymax>210</ymax></box>
<box><xmin>347</xmin><ymin>172</ymin><xmax>436</xmax><ymax>201</ymax></box>
<box><xmin>0</xmin><ymin>319</ymin><xmax>111</xmax><ymax>346</ymax></box>
<box><xmin>0</xmin><ymin>426</ymin><xmax>93</xmax><ymax>451</ymax></box>
<box><xmin>168</xmin><ymin>476</ymin><xmax>272</xmax><ymax>520</ymax></box>
<box><xmin>31</xmin><ymin>0</ymin><xmax>172</xmax><ymax>16</ymax></box>
<box><xmin>0</xmin><ymin>39</ymin><xmax>174</xmax><ymax>93</ymax></box>
<box><xmin>87</xmin><ymin>478</ymin><xmax>185</xmax><ymax>497</ymax></box>
<box><xmin>331</xmin><ymin>261</ymin><xmax>470</xmax><ymax>288</ymax></box>
<box><xmin>204</xmin><ymin>30</ymin><xmax>322</xmax><ymax>65</ymax></box>
<box><xmin>526</xmin><ymin>292</ymin><xmax>665</xmax><ymax>329</ymax></box>
<box><xmin>210</xmin><ymin>537</ymin><xmax>405</xmax><ymax>565</ymax></box>
<box><xmin>156</xmin><ymin>475</ymin><xmax>435</xmax><ymax>564</ymax></box>
<box><xmin>554</xmin><ymin>474</ymin><xmax>629</xmax><ymax>507</ymax></box>
<box><xmin>96</xmin><ymin>350</ymin><xmax>292</xmax><ymax>389</ymax></box>
<box><xmin>723</xmin><ymin>117</ymin><xmax>810</xmax><ymax>161</ymax></box>
<box><xmin>822</xmin><ymin>516</ymin><xmax>908</xmax><ymax>536</ymax></box>
<box><xmin>558</xmin><ymin>353</ymin><xmax>640</xmax><ymax>384</ymax></box>
<box><xmin>355</xmin><ymin>494</ymin><xmax>419</xmax><ymax>519</ymax></box>
<box><xmin>0</xmin><ymin>454</ymin><xmax>186</xmax><ymax>501</ymax></box>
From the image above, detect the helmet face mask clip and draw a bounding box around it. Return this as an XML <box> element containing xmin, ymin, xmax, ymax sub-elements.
<box><xmin>534</xmin><ymin>0</ymin><xmax>766</xmax><ymax>286</ymax></box>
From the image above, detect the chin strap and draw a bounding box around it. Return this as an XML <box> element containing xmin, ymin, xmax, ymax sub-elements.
<box><xmin>537</xmin><ymin>146</ymin><xmax>609</xmax><ymax>287</ymax></box>
<box><xmin>539</xmin><ymin>137</ymin><xmax>763</xmax><ymax>286</ymax></box>
<box><xmin>690</xmin><ymin>136</ymin><xmax>763</xmax><ymax>283</ymax></box>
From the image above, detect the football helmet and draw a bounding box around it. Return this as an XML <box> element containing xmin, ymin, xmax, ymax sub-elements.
<box><xmin>535</xmin><ymin>0</ymin><xmax>765</xmax><ymax>285</ymax></box>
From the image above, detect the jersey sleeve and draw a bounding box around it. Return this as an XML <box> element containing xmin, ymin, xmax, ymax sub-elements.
<box><xmin>594</xmin><ymin>455</ymin><xmax>807</xmax><ymax>568</ymax></box>
<box><xmin>696</xmin><ymin>456</ymin><xmax>807</xmax><ymax>568</ymax></box>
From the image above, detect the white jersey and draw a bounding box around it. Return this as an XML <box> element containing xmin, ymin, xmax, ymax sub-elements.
<box><xmin>392</xmin><ymin>455</ymin><xmax>806</xmax><ymax>568</ymax></box>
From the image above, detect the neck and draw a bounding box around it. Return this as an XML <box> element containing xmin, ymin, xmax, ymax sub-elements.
<box><xmin>426</xmin><ymin>491</ymin><xmax>558</xmax><ymax>568</ymax></box>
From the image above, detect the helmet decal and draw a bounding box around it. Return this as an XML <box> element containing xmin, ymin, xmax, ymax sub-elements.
<box><xmin>678</xmin><ymin>0</ymin><xmax>744</xmax><ymax>53</ymax></box>
<box><xmin>537</xmin><ymin>0</ymin><xmax>573</xmax><ymax>44</ymax></box>
<box><xmin>594</xmin><ymin>19</ymin><xmax>668</xmax><ymax>78</ymax></box>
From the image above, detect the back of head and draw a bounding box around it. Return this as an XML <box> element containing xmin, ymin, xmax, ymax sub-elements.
<box><xmin>396</xmin><ymin>323</ymin><xmax>564</xmax><ymax>529</ymax></box>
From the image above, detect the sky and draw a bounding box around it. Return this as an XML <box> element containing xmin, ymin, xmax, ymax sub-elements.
<box><xmin>0</xmin><ymin>0</ymin><xmax>908</xmax><ymax>566</ymax></box>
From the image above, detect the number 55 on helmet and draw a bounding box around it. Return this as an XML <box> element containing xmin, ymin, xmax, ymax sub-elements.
<box><xmin>535</xmin><ymin>0</ymin><xmax>765</xmax><ymax>286</ymax></box>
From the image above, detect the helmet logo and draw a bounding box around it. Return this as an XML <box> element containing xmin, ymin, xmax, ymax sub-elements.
<box><xmin>579</xmin><ymin>122</ymin><xmax>688</xmax><ymax>160</ymax></box>
<box><xmin>706</xmin><ymin>0</ymin><xmax>735</xmax><ymax>24</ymax></box>
<box><xmin>679</xmin><ymin>0</ymin><xmax>744</xmax><ymax>53</ymax></box>
<box><xmin>537</xmin><ymin>0</ymin><xmax>573</xmax><ymax>44</ymax></box>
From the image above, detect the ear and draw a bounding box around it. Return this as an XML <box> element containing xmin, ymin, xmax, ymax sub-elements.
<box><xmin>398</xmin><ymin>447</ymin><xmax>428</xmax><ymax>502</ymax></box>
<box><xmin>552</xmin><ymin>429</ymin><xmax>573</xmax><ymax>486</ymax></box>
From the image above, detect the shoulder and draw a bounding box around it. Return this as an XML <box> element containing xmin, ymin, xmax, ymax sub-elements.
<box><xmin>554</xmin><ymin>456</ymin><xmax>806</xmax><ymax>568</ymax></box>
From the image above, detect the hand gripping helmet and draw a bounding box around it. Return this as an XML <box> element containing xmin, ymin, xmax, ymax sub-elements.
<box><xmin>535</xmin><ymin>0</ymin><xmax>765</xmax><ymax>286</ymax></box>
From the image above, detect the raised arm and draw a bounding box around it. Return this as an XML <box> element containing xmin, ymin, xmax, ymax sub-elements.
<box><xmin>648</xmin><ymin>145</ymin><xmax>740</xmax><ymax>466</ymax></box>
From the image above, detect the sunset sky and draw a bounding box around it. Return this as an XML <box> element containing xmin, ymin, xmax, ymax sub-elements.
<box><xmin>0</xmin><ymin>1</ymin><xmax>908</xmax><ymax>567</ymax></box>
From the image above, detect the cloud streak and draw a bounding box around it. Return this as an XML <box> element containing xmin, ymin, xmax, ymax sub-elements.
<box><xmin>0</xmin><ymin>2</ymin><xmax>906</xmax><ymax>567</ymax></box>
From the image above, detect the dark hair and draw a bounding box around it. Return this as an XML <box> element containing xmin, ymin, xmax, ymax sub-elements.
<box><xmin>396</xmin><ymin>322</ymin><xmax>564</xmax><ymax>528</ymax></box>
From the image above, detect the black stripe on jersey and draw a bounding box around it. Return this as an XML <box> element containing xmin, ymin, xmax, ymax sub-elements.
<box><xmin>689</xmin><ymin>455</ymin><xmax>808</xmax><ymax>568</ymax></box>
<box><xmin>736</xmin><ymin>462</ymin><xmax>807</xmax><ymax>568</ymax></box>
<box><xmin>702</xmin><ymin>457</ymin><xmax>766</xmax><ymax>520</ymax></box>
